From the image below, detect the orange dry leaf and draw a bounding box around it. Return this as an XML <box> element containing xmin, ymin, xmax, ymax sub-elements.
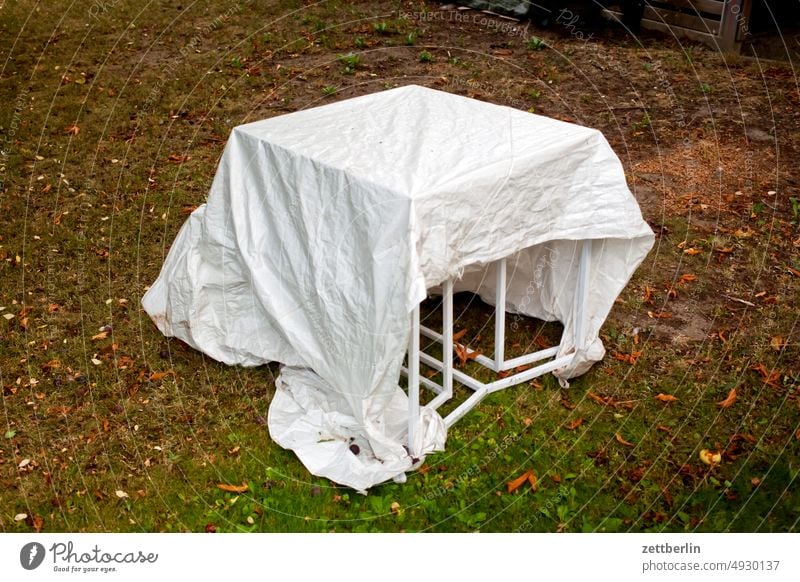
<box><xmin>750</xmin><ymin>363</ymin><xmax>780</xmax><ymax>387</ymax></box>
<box><xmin>643</xmin><ymin>286</ymin><xmax>653</xmax><ymax>304</ymax></box>
<box><xmin>770</xmin><ymin>336</ymin><xmax>786</xmax><ymax>351</ymax></box>
<box><xmin>216</xmin><ymin>482</ymin><xmax>248</xmax><ymax>494</ymax></box>
<box><xmin>587</xmin><ymin>390</ymin><xmax>615</xmax><ymax>407</ymax></box>
<box><xmin>565</xmin><ymin>417</ymin><xmax>584</xmax><ymax>430</ymax></box>
<box><xmin>91</xmin><ymin>331</ymin><xmax>109</xmax><ymax>341</ymax></box>
<box><xmin>683</xmin><ymin>248</ymin><xmax>702</xmax><ymax>255</ymax></box>
<box><xmin>148</xmin><ymin>370</ymin><xmax>175</xmax><ymax>381</ymax></box>
<box><xmin>167</xmin><ymin>153</ymin><xmax>191</xmax><ymax>163</ymax></box>
<box><xmin>64</xmin><ymin>124</ymin><xmax>80</xmax><ymax>135</ymax></box>
<box><xmin>507</xmin><ymin>470</ymin><xmax>534</xmax><ymax>493</ymax></box>
<box><xmin>612</xmin><ymin>351</ymin><xmax>643</xmax><ymax>365</ymax></box>
<box><xmin>615</xmin><ymin>433</ymin><xmax>634</xmax><ymax>447</ymax></box>
<box><xmin>451</xmin><ymin>328</ymin><xmax>468</xmax><ymax>343</ymax></box>
<box><xmin>527</xmin><ymin>472</ymin><xmax>538</xmax><ymax>492</ymax></box>
<box><xmin>655</xmin><ymin>393</ymin><xmax>678</xmax><ymax>403</ymax></box>
<box><xmin>454</xmin><ymin>344</ymin><xmax>481</xmax><ymax>367</ymax></box>
<box><xmin>32</xmin><ymin>515</ymin><xmax>44</xmax><ymax>533</ymax></box>
<box><xmin>656</xmin><ymin>425</ymin><xmax>672</xmax><ymax>434</ymax></box>
<box><xmin>717</xmin><ymin>388</ymin><xmax>737</xmax><ymax>408</ymax></box>
<box><xmin>786</xmin><ymin>266</ymin><xmax>800</xmax><ymax>277</ymax></box>
<box><xmin>677</xmin><ymin>273</ymin><xmax>697</xmax><ymax>285</ymax></box>
<box><xmin>647</xmin><ymin>311</ymin><xmax>672</xmax><ymax>319</ymax></box>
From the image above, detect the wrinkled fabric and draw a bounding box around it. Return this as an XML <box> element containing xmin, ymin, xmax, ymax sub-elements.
<box><xmin>142</xmin><ymin>85</ymin><xmax>654</xmax><ymax>491</ymax></box>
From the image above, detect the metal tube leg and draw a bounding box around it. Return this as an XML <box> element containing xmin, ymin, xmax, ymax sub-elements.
<box><xmin>443</xmin><ymin>279</ymin><xmax>453</xmax><ymax>400</ymax></box>
<box><xmin>408</xmin><ymin>303</ymin><xmax>421</xmax><ymax>457</ymax></box>
<box><xmin>494</xmin><ymin>258</ymin><xmax>506</xmax><ymax>369</ymax></box>
<box><xmin>574</xmin><ymin>240</ymin><xmax>592</xmax><ymax>351</ymax></box>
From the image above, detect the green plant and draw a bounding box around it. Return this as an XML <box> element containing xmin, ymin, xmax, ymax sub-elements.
<box><xmin>643</xmin><ymin>62</ymin><xmax>654</xmax><ymax>72</ymax></box>
<box><xmin>633</xmin><ymin>113</ymin><xmax>652</xmax><ymax>130</ymax></box>
<box><xmin>321</xmin><ymin>85</ymin><xmax>337</xmax><ymax>97</ymax></box>
<box><xmin>529</xmin><ymin>89</ymin><xmax>541</xmax><ymax>100</ymax></box>
<box><xmin>404</xmin><ymin>32</ymin><xmax>416</xmax><ymax>46</ymax></box>
<box><xmin>527</xmin><ymin>36</ymin><xmax>546</xmax><ymax>50</ymax></box>
<box><xmin>419</xmin><ymin>50</ymin><xmax>432</xmax><ymax>63</ymax></box>
<box><xmin>354</xmin><ymin>36</ymin><xmax>365</xmax><ymax>49</ymax></box>
<box><xmin>373</xmin><ymin>21</ymin><xmax>389</xmax><ymax>34</ymax></box>
<box><xmin>337</xmin><ymin>52</ymin><xmax>361</xmax><ymax>74</ymax></box>
<box><xmin>700</xmin><ymin>82</ymin><xmax>712</xmax><ymax>93</ymax></box>
<box><xmin>230</xmin><ymin>56</ymin><xmax>243</xmax><ymax>69</ymax></box>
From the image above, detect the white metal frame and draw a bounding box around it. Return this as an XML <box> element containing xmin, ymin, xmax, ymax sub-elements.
<box><xmin>402</xmin><ymin>240</ymin><xmax>592</xmax><ymax>456</ymax></box>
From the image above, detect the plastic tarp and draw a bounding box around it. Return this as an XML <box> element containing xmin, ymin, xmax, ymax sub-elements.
<box><xmin>142</xmin><ymin>85</ymin><xmax>654</xmax><ymax>492</ymax></box>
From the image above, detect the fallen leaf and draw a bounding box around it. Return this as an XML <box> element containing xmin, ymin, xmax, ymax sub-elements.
<box><xmin>451</xmin><ymin>328</ymin><xmax>468</xmax><ymax>343</ymax></box>
<box><xmin>683</xmin><ymin>248</ymin><xmax>702</xmax><ymax>255</ymax></box>
<box><xmin>770</xmin><ymin>336</ymin><xmax>786</xmax><ymax>351</ymax></box>
<box><xmin>390</xmin><ymin>501</ymin><xmax>401</xmax><ymax>515</ymax></box>
<box><xmin>615</xmin><ymin>433</ymin><xmax>634</xmax><ymax>447</ymax></box>
<box><xmin>787</xmin><ymin>266</ymin><xmax>800</xmax><ymax>277</ymax></box>
<box><xmin>643</xmin><ymin>286</ymin><xmax>653</xmax><ymax>304</ymax></box>
<box><xmin>168</xmin><ymin>153</ymin><xmax>191</xmax><ymax>164</ymax></box>
<box><xmin>677</xmin><ymin>273</ymin><xmax>697</xmax><ymax>285</ymax></box>
<box><xmin>750</xmin><ymin>363</ymin><xmax>780</xmax><ymax>387</ymax></box>
<box><xmin>115</xmin><ymin>490</ymin><xmax>129</xmax><ymax>499</ymax></box>
<box><xmin>795</xmin><ymin>428</ymin><xmax>800</xmax><ymax>441</ymax></box>
<box><xmin>14</xmin><ymin>513</ymin><xmax>28</xmax><ymax>522</ymax></box>
<box><xmin>217</xmin><ymin>482</ymin><xmax>248</xmax><ymax>493</ymax></box>
<box><xmin>32</xmin><ymin>515</ymin><xmax>44</xmax><ymax>532</ymax></box>
<box><xmin>612</xmin><ymin>351</ymin><xmax>643</xmax><ymax>364</ymax></box>
<box><xmin>148</xmin><ymin>370</ymin><xmax>175</xmax><ymax>381</ymax></box>
<box><xmin>454</xmin><ymin>344</ymin><xmax>481</xmax><ymax>367</ymax></box>
<box><xmin>522</xmin><ymin>417</ymin><xmax>532</xmax><ymax>427</ymax></box>
<box><xmin>493</xmin><ymin>48</ymin><xmax>514</xmax><ymax>56</ymax></box>
<box><xmin>64</xmin><ymin>124</ymin><xmax>80</xmax><ymax>135</ymax></box>
<box><xmin>699</xmin><ymin>449</ymin><xmax>722</xmax><ymax>466</ymax></box>
<box><xmin>587</xmin><ymin>390</ymin><xmax>615</xmax><ymax>407</ymax></box>
<box><xmin>714</xmin><ymin>246</ymin><xmax>734</xmax><ymax>254</ymax></box>
<box><xmin>507</xmin><ymin>470</ymin><xmax>534</xmax><ymax>493</ymax></box>
<box><xmin>18</xmin><ymin>458</ymin><xmax>31</xmax><ymax>469</ymax></box>
<box><xmin>527</xmin><ymin>471</ymin><xmax>538</xmax><ymax>492</ymax></box>
<box><xmin>565</xmin><ymin>417</ymin><xmax>584</xmax><ymax>430</ymax></box>
<box><xmin>655</xmin><ymin>393</ymin><xmax>678</xmax><ymax>403</ymax></box>
<box><xmin>656</xmin><ymin>425</ymin><xmax>672</xmax><ymax>434</ymax></box>
<box><xmin>91</xmin><ymin>331</ymin><xmax>109</xmax><ymax>341</ymax></box>
<box><xmin>647</xmin><ymin>311</ymin><xmax>672</xmax><ymax>319</ymax></box>
<box><xmin>717</xmin><ymin>388</ymin><xmax>737</xmax><ymax>408</ymax></box>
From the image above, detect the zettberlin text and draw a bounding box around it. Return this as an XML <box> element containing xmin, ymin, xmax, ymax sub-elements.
<box><xmin>642</xmin><ymin>543</ymin><xmax>701</xmax><ymax>554</ymax></box>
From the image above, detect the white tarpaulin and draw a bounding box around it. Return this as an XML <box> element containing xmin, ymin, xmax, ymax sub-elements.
<box><xmin>142</xmin><ymin>84</ymin><xmax>654</xmax><ymax>492</ymax></box>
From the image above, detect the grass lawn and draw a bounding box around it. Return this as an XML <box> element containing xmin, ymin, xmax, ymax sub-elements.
<box><xmin>1</xmin><ymin>0</ymin><xmax>798</xmax><ymax>533</ymax></box>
